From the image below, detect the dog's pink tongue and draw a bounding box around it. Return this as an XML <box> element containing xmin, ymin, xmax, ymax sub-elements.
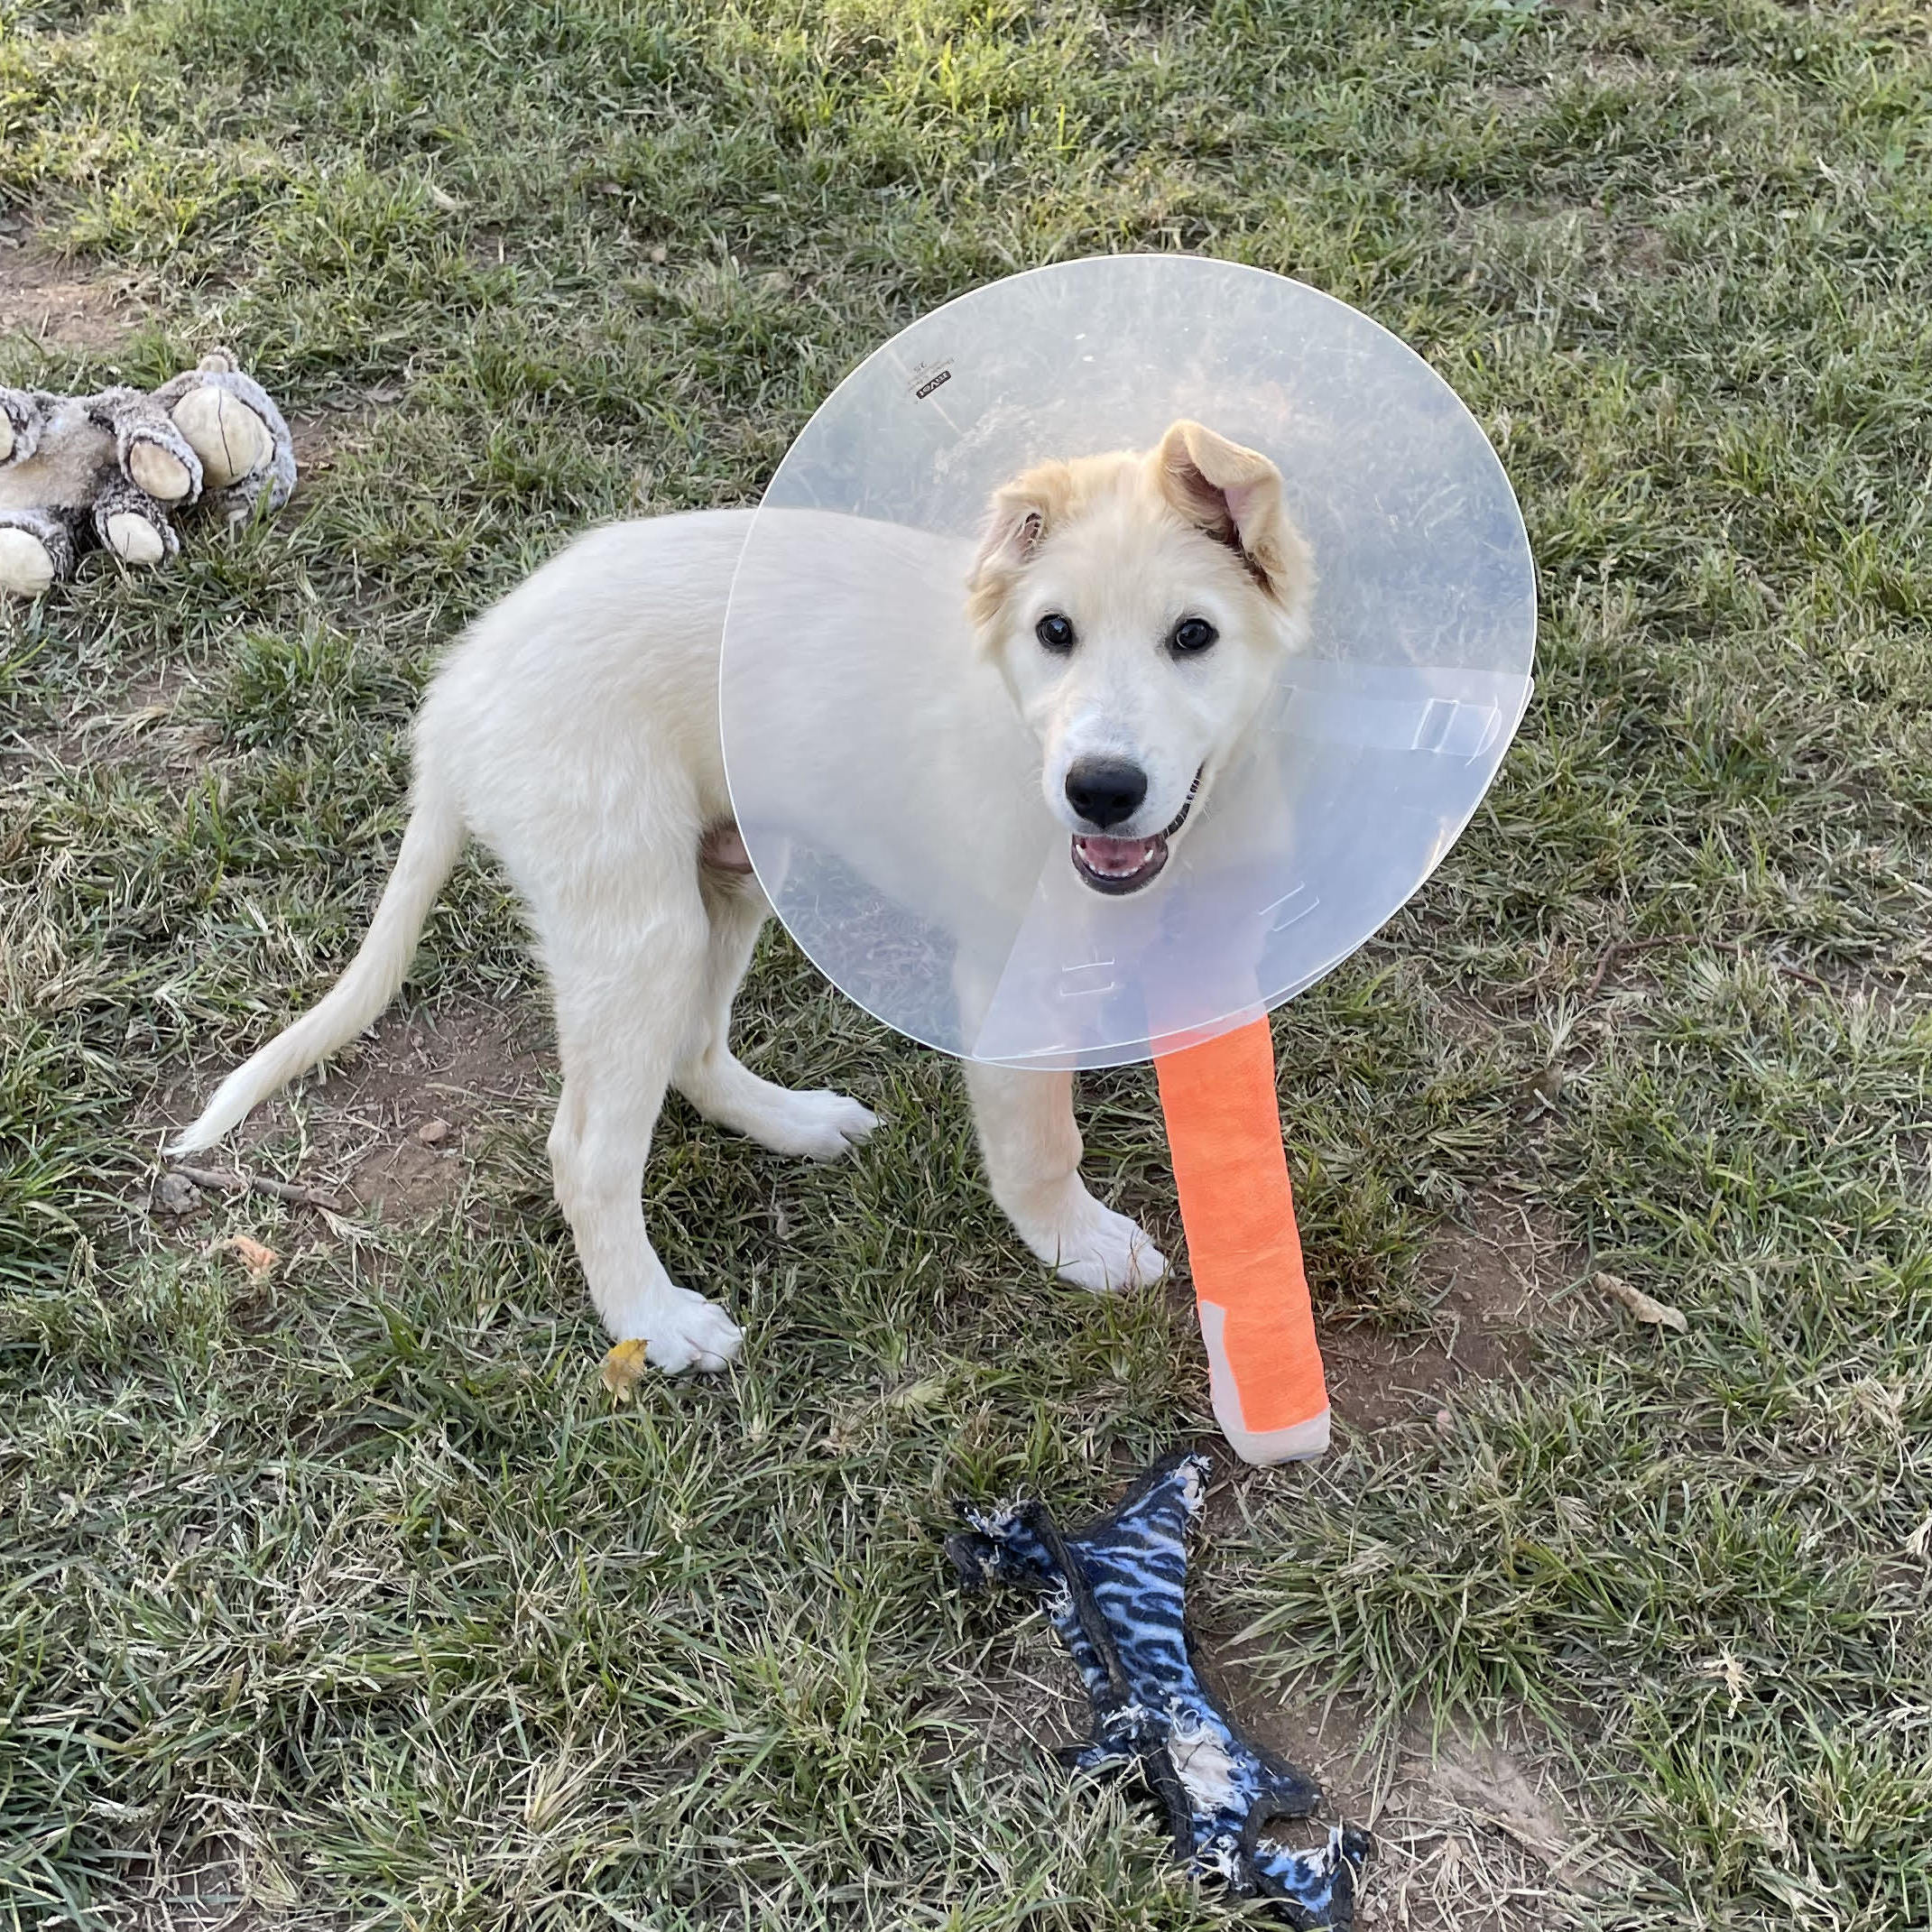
<box><xmin>1076</xmin><ymin>834</ymin><xmax>1158</xmax><ymax>877</ymax></box>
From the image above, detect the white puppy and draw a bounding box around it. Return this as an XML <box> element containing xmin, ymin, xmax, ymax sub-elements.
<box><xmin>171</xmin><ymin>421</ymin><xmax>1312</xmax><ymax>1373</ymax></box>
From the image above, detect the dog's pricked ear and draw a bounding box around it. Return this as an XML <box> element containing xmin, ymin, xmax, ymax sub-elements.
<box><xmin>966</xmin><ymin>463</ymin><xmax>1075</xmax><ymax>637</ymax></box>
<box><xmin>1151</xmin><ymin>420</ymin><xmax>1312</xmax><ymax>612</ymax></box>
<box><xmin>975</xmin><ymin>488</ymin><xmax>1047</xmax><ymax>578</ymax></box>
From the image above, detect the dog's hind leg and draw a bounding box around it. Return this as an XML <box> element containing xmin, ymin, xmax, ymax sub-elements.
<box><xmin>671</xmin><ymin>872</ymin><xmax>879</xmax><ymax>1161</ymax></box>
<box><xmin>963</xmin><ymin>1061</ymin><xmax>1167</xmax><ymax>1294</ymax></box>
<box><xmin>544</xmin><ymin>891</ymin><xmax>744</xmax><ymax>1372</ymax></box>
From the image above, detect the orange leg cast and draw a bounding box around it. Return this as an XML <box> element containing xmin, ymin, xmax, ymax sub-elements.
<box><xmin>1154</xmin><ymin>1016</ymin><xmax>1330</xmax><ymax>1464</ymax></box>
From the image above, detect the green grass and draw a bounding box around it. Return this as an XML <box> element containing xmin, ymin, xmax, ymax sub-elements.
<box><xmin>5</xmin><ymin>0</ymin><xmax>1932</xmax><ymax>1925</ymax></box>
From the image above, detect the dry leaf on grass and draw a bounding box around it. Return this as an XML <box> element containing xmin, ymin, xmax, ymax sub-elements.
<box><xmin>599</xmin><ymin>1338</ymin><xmax>651</xmax><ymax>1401</ymax></box>
<box><xmin>218</xmin><ymin>1234</ymin><xmax>280</xmax><ymax>1280</ymax></box>
<box><xmin>1596</xmin><ymin>1271</ymin><xmax>1687</xmax><ymax>1332</ymax></box>
<box><xmin>1696</xmin><ymin>1651</ymin><xmax>1753</xmax><ymax>1710</ymax></box>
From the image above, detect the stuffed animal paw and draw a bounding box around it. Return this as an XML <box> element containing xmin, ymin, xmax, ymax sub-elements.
<box><xmin>0</xmin><ymin>350</ymin><xmax>295</xmax><ymax>597</ymax></box>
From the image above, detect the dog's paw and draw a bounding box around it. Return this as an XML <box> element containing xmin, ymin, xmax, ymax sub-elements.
<box><xmin>1055</xmin><ymin>1208</ymin><xmax>1168</xmax><ymax>1294</ymax></box>
<box><xmin>754</xmin><ymin>1087</ymin><xmax>880</xmax><ymax>1162</ymax></box>
<box><xmin>612</xmin><ymin>1285</ymin><xmax>744</xmax><ymax>1374</ymax></box>
<box><xmin>1019</xmin><ymin>1188</ymin><xmax>1167</xmax><ymax>1294</ymax></box>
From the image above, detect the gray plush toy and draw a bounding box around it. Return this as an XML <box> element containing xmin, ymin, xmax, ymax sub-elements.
<box><xmin>0</xmin><ymin>349</ymin><xmax>296</xmax><ymax>597</ymax></box>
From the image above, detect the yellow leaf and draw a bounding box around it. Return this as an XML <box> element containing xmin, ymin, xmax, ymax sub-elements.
<box><xmin>599</xmin><ymin>1338</ymin><xmax>651</xmax><ymax>1401</ymax></box>
<box><xmin>1596</xmin><ymin>1271</ymin><xmax>1688</xmax><ymax>1333</ymax></box>
<box><xmin>220</xmin><ymin>1234</ymin><xmax>280</xmax><ymax>1280</ymax></box>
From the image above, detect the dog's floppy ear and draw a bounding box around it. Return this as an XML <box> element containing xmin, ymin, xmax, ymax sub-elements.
<box><xmin>966</xmin><ymin>462</ymin><xmax>1074</xmax><ymax>636</ymax></box>
<box><xmin>1151</xmin><ymin>420</ymin><xmax>1311</xmax><ymax>611</ymax></box>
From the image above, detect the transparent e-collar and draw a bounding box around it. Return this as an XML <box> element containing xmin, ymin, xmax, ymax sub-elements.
<box><xmin>719</xmin><ymin>257</ymin><xmax>1534</xmax><ymax>1071</ymax></box>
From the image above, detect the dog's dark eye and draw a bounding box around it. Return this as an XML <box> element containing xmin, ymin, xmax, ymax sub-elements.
<box><xmin>1170</xmin><ymin>617</ymin><xmax>1218</xmax><ymax>655</ymax></box>
<box><xmin>1036</xmin><ymin>612</ymin><xmax>1077</xmax><ymax>652</ymax></box>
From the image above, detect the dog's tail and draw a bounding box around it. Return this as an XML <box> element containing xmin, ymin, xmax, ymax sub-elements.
<box><xmin>169</xmin><ymin>774</ymin><xmax>467</xmax><ymax>1155</ymax></box>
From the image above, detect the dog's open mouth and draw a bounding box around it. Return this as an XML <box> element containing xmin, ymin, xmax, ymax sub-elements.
<box><xmin>1071</xmin><ymin>770</ymin><xmax>1202</xmax><ymax>896</ymax></box>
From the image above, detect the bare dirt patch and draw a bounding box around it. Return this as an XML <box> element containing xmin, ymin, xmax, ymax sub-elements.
<box><xmin>1201</xmin><ymin>1656</ymin><xmax>1628</xmax><ymax>1930</ymax></box>
<box><xmin>0</xmin><ymin>226</ymin><xmax>134</xmax><ymax>357</ymax></box>
<box><xmin>297</xmin><ymin>999</ymin><xmax>548</xmax><ymax>1218</ymax></box>
<box><xmin>285</xmin><ymin>396</ymin><xmax>384</xmax><ymax>495</ymax></box>
<box><xmin>286</xmin><ymin>412</ymin><xmax>343</xmax><ymax>495</ymax></box>
<box><xmin>1324</xmin><ymin>1196</ymin><xmax>1584</xmax><ymax>1437</ymax></box>
<box><xmin>158</xmin><ymin>996</ymin><xmax>550</xmax><ymax>1225</ymax></box>
<box><xmin>1612</xmin><ymin>222</ymin><xmax>1670</xmax><ymax>280</ymax></box>
<box><xmin>49</xmin><ymin>663</ymin><xmax>219</xmax><ymax>785</ymax></box>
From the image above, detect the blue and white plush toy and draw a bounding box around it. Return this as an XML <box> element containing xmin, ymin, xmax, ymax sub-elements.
<box><xmin>948</xmin><ymin>1451</ymin><xmax>1371</xmax><ymax>1929</ymax></box>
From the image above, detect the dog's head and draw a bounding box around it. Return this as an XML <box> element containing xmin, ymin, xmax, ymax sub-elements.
<box><xmin>966</xmin><ymin>420</ymin><xmax>1313</xmax><ymax>895</ymax></box>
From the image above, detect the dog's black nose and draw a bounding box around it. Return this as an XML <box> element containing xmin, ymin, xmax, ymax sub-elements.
<box><xmin>1064</xmin><ymin>758</ymin><xmax>1148</xmax><ymax>829</ymax></box>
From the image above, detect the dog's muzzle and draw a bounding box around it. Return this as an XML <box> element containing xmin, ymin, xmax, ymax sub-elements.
<box><xmin>1070</xmin><ymin>770</ymin><xmax>1202</xmax><ymax>895</ymax></box>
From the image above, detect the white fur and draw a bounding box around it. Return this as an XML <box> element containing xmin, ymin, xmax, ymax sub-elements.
<box><xmin>175</xmin><ymin>430</ymin><xmax>1309</xmax><ymax>1375</ymax></box>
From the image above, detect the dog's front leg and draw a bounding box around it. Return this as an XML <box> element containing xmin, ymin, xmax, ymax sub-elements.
<box><xmin>963</xmin><ymin>1061</ymin><xmax>1166</xmax><ymax>1292</ymax></box>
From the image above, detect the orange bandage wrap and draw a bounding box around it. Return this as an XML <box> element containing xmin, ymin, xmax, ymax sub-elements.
<box><xmin>1154</xmin><ymin>1017</ymin><xmax>1330</xmax><ymax>1464</ymax></box>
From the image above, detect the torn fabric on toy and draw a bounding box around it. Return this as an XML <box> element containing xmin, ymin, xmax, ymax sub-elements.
<box><xmin>948</xmin><ymin>1449</ymin><xmax>1370</xmax><ymax>1929</ymax></box>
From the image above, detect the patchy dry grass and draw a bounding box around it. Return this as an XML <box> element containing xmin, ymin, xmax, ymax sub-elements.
<box><xmin>5</xmin><ymin>0</ymin><xmax>1932</xmax><ymax>1927</ymax></box>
